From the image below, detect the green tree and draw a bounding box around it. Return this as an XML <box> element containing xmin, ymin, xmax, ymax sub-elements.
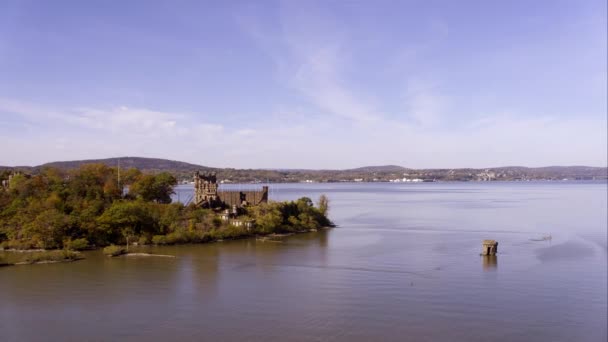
<box><xmin>296</xmin><ymin>197</ymin><xmax>314</xmax><ymax>211</ymax></box>
<box><xmin>25</xmin><ymin>209</ymin><xmax>69</xmax><ymax>249</ymax></box>
<box><xmin>251</xmin><ymin>203</ymin><xmax>284</xmax><ymax>233</ymax></box>
<box><xmin>153</xmin><ymin>172</ymin><xmax>178</xmax><ymax>203</ymax></box>
<box><xmin>158</xmin><ymin>202</ymin><xmax>184</xmax><ymax>233</ymax></box>
<box><xmin>129</xmin><ymin>172</ymin><xmax>177</xmax><ymax>203</ymax></box>
<box><xmin>96</xmin><ymin>201</ymin><xmax>157</xmax><ymax>244</ymax></box>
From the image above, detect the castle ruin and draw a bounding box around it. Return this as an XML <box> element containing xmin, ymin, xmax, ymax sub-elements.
<box><xmin>1</xmin><ymin>171</ymin><xmax>24</xmax><ymax>190</ymax></box>
<box><xmin>193</xmin><ymin>171</ymin><xmax>268</xmax><ymax>209</ymax></box>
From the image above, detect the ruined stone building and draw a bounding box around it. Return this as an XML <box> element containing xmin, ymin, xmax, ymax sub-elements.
<box><xmin>1</xmin><ymin>171</ymin><xmax>24</xmax><ymax>190</ymax></box>
<box><xmin>193</xmin><ymin>171</ymin><xmax>268</xmax><ymax>209</ymax></box>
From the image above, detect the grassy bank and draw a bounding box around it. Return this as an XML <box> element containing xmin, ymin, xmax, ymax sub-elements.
<box><xmin>1</xmin><ymin>250</ymin><xmax>84</xmax><ymax>265</ymax></box>
<box><xmin>102</xmin><ymin>224</ymin><xmax>331</xmax><ymax>257</ymax></box>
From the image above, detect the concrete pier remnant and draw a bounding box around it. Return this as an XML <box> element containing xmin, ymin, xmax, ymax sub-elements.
<box><xmin>481</xmin><ymin>240</ymin><xmax>498</xmax><ymax>256</ymax></box>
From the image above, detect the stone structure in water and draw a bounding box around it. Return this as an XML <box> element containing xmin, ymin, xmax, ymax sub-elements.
<box><xmin>481</xmin><ymin>240</ymin><xmax>498</xmax><ymax>256</ymax></box>
<box><xmin>193</xmin><ymin>171</ymin><xmax>268</xmax><ymax>209</ymax></box>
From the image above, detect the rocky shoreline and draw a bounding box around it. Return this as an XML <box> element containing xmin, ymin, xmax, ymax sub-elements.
<box><xmin>0</xmin><ymin>250</ymin><xmax>84</xmax><ymax>266</ymax></box>
<box><xmin>1</xmin><ymin>227</ymin><xmax>332</xmax><ymax>266</ymax></box>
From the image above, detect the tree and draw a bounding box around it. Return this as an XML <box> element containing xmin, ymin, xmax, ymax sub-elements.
<box><xmin>129</xmin><ymin>172</ymin><xmax>177</xmax><ymax>203</ymax></box>
<box><xmin>122</xmin><ymin>168</ymin><xmax>142</xmax><ymax>185</ymax></box>
<box><xmin>153</xmin><ymin>173</ymin><xmax>177</xmax><ymax>204</ymax></box>
<box><xmin>25</xmin><ymin>209</ymin><xmax>69</xmax><ymax>249</ymax></box>
<box><xmin>296</xmin><ymin>197</ymin><xmax>314</xmax><ymax>210</ymax></box>
<box><xmin>122</xmin><ymin>226</ymin><xmax>135</xmax><ymax>251</ymax></box>
<box><xmin>250</xmin><ymin>203</ymin><xmax>284</xmax><ymax>234</ymax></box>
<box><xmin>96</xmin><ymin>201</ymin><xmax>157</xmax><ymax>244</ymax></box>
<box><xmin>318</xmin><ymin>194</ymin><xmax>329</xmax><ymax>216</ymax></box>
<box><xmin>67</xmin><ymin>164</ymin><xmax>121</xmax><ymax>203</ymax></box>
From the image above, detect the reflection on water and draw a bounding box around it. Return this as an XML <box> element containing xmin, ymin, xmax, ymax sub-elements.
<box><xmin>1</xmin><ymin>182</ymin><xmax>607</xmax><ymax>342</ymax></box>
<box><xmin>536</xmin><ymin>240</ymin><xmax>596</xmax><ymax>262</ymax></box>
<box><xmin>482</xmin><ymin>255</ymin><xmax>498</xmax><ymax>271</ymax></box>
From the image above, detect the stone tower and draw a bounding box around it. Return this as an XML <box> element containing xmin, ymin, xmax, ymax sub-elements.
<box><xmin>194</xmin><ymin>171</ymin><xmax>219</xmax><ymax>208</ymax></box>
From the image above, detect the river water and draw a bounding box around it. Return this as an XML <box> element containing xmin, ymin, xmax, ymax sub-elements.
<box><xmin>1</xmin><ymin>182</ymin><xmax>606</xmax><ymax>341</ymax></box>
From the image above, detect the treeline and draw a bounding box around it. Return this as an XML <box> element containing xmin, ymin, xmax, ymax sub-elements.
<box><xmin>4</xmin><ymin>157</ymin><xmax>606</xmax><ymax>183</ymax></box>
<box><xmin>0</xmin><ymin>165</ymin><xmax>331</xmax><ymax>250</ymax></box>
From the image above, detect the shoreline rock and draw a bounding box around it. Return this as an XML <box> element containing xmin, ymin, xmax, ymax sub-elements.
<box><xmin>122</xmin><ymin>253</ymin><xmax>176</xmax><ymax>258</ymax></box>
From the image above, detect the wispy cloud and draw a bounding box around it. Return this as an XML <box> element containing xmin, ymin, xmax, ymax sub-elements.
<box><xmin>239</xmin><ymin>3</ymin><xmax>451</xmax><ymax>126</ymax></box>
<box><xmin>290</xmin><ymin>45</ymin><xmax>380</xmax><ymax>122</ymax></box>
<box><xmin>402</xmin><ymin>78</ymin><xmax>447</xmax><ymax>127</ymax></box>
<box><xmin>68</xmin><ymin>106</ymin><xmax>185</xmax><ymax>136</ymax></box>
<box><xmin>1</xmin><ymin>2</ymin><xmax>606</xmax><ymax>169</ymax></box>
<box><xmin>0</xmin><ymin>98</ymin><xmax>222</xmax><ymax>139</ymax></box>
<box><xmin>0</xmin><ymin>97</ymin><xmax>605</xmax><ymax>168</ymax></box>
<box><xmin>239</xmin><ymin>2</ymin><xmax>382</xmax><ymax>122</ymax></box>
<box><xmin>0</xmin><ymin>99</ymin><xmax>247</xmax><ymax>166</ymax></box>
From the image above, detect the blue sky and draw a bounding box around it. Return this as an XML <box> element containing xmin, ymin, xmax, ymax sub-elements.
<box><xmin>0</xmin><ymin>0</ymin><xmax>606</xmax><ymax>168</ymax></box>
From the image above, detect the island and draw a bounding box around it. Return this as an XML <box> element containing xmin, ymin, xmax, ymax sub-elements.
<box><xmin>0</xmin><ymin>164</ymin><xmax>332</xmax><ymax>264</ymax></box>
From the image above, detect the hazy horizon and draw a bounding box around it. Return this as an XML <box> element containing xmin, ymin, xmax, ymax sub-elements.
<box><xmin>1</xmin><ymin>1</ymin><xmax>606</xmax><ymax>169</ymax></box>
<box><xmin>1</xmin><ymin>155</ymin><xmax>606</xmax><ymax>170</ymax></box>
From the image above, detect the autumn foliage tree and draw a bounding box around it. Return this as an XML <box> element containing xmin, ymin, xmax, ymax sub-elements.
<box><xmin>0</xmin><ymin>164</ymin><xmax>332</xmax><ymax>250</ymax></box>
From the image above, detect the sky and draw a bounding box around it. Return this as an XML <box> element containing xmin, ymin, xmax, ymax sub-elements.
<box><xmin>0</xmin><ymin>0</ymin><xmax>606</xmax><ymax>169</ymax></box>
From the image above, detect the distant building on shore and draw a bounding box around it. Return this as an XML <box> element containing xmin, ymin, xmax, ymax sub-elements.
<box><xmin>193</xmin><ymin>171</ymin><xmax>268</xmax><ymax>209</ymax></box>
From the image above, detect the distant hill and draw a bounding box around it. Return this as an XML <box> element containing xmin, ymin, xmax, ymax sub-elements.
<box><xmin>1</xmin><ymin>157</ymin><xmax>606</xmax><ymax>183</ymax></box>
<box><xmin>347</xmin><ymin>165</ymin><xmax>409</xmax><ymax>173</ymax></box>
<box><xmin>37</xmin><ymin>157</ymin><xmax>212</xmax><ymax>173</ymax></box>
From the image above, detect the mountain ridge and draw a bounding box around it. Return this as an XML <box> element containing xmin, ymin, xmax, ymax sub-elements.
<box><xmin>1</xmin><ymin>157</ymin><xmax>606</xmax><ymax>182</ymax></box>
<box><xmin>2</xmin><ymin>156</ymin><xmax>606</xmax><ymax>171</ymax></box>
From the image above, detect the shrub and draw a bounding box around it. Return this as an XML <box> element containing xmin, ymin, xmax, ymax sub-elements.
<box><xmin>60</xmin><ymin>250</ymin><xmax>83</xmax><ymax>260</ymax></box>
<box><xmin>187</xmin><ymin>230</ymin><xmax>207</xmax><ymax>243</ymax></box>
<box><xmin>152</xmin><ymin>235</ymin><xmax>167</xmax><ymax>245</ymax></box>
<box><xmin>212</xmin><ymin>217</ymin><xmax>222</xmax><ymax>228</ymax></box>
<box><xmin>23</xmin><ymin>250</ymin><xmax>83</xmax><ymax>263</ymax></box>
<box><xmin>4</xmin><ymin>239</ymin><xmax>37</xmax><ymax>250</ymax></box>
<box><xmin>165</xmin><ymin>231</ymin><xmax>185</xmax><ymax>245</ymax></box>
<box><xmin>138</xmin><ymin>235</ymin><xmax>150</xmax><ymax>245</ymax></box>
<box><xmin>103</xmin><ymin>245</ymin><xmax>126</xmax><ymax>257</ymax></box>
<box><xmin>65</xmin><ymin>238</ymin><xmax>89</xmax><ymax>251</ymax></box>
<box><xmin>208</xmin><ymin>225</ymin><xmax>249</xmax><ymax>240</ymax></box>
